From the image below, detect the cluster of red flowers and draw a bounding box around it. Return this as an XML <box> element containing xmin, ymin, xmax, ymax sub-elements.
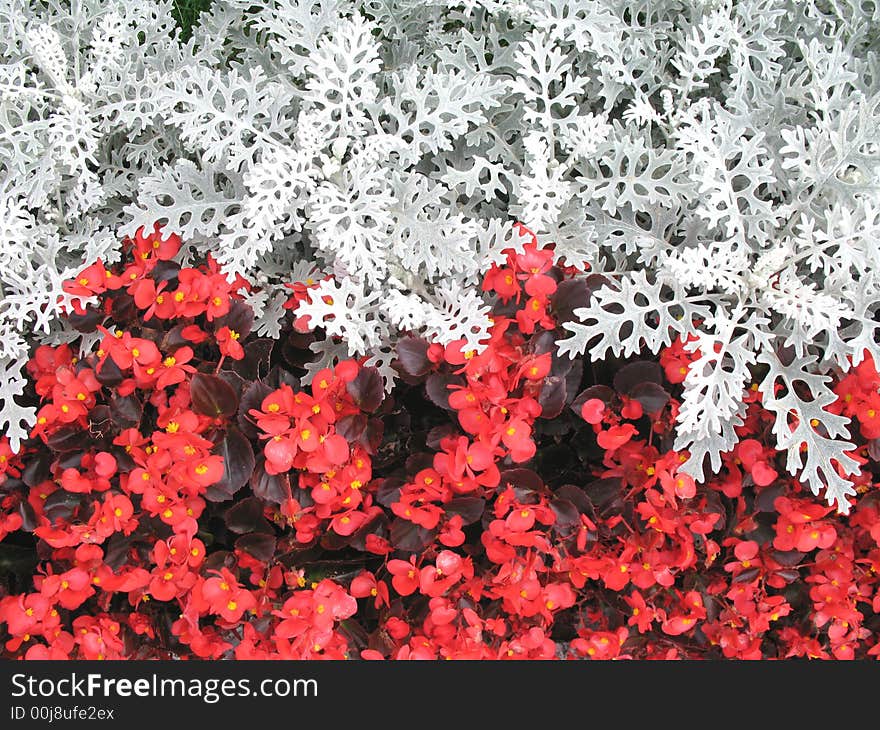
<box><xmin>1</xmin><ymin>223</ymin><xmax>880</xmax><ymax>660</ymax></box>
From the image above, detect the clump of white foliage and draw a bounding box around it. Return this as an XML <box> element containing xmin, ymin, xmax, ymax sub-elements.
<box><xmin>0</xmin><ymin>0</ymin><xmax>878</xmax><ymax>513</ymax></box>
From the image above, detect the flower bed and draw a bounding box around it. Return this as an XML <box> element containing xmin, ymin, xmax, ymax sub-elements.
<box><xmin>2</xmin><ymin>225</ymin><xmax>879</xmax><ymax>660</ymax></box>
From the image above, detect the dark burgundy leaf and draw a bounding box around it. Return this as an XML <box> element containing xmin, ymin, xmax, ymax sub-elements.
<box><xmin>224</xmin><ymin>497</ymin><xmax>266</xmax><ymax>534</ymax></box>
<box><xmin>204</xmin><ymin>550</ymin><xmax>234</xmax><ymax>573</ymax></box>
<box><xmin>229</xmin><ymin>338</ymin><xmax>274</xmax><ymax>381</ymax></box>
<box><xmin>43</xmin><ymin>490</ymin><xmax>85</xmax><ymax>523</ymax></box>
<box><xmin>218</xmin><ymin>369</ymin><xmax>247</xmax><ymax>403</ymax></box>
<box><xmin>549</xmin><ymin>498</ymin><xmax>580</xmax><ymax>534</ymax></box>
<box><xmin>629</xmin><ymin>382</ymin><xmax>670</xmax><ymax>414</ymax></box>
<box><xmin>425</xmin><ymin>374</ymin><xmax>461</xmax><ymax>410</ymax></box>
<box><xmin>547</xmin><ymin>266</ymin><xmax>565</xmax><ymax>283</ymax></box>
<box><xmin>584</xmin><ymin>273</ymin><xmax>614</xmax><ymax>294</ymax></box>
<box><xmin>103</xmin><ymin>534</ymin><xmax>135</xmax><ymax>570</ymax></box>
<box><xmin>47</xmin><ymin>424</ymin><xmax>91</xmax><ymax>453</ymax></box>
<box><xmin>347</xmin><ymin>366</ymin><xmax>384</xmax><ymax>412</ymax></box>
<box><xmin>376</xmin><ymin>477</ymin><xmax>406</xmax><ymax>508</ymax></box>
<box><xmin>320</xmin><ymin>528</ymin><xmax>352</xmax><ymax>551</ymax></box>
<box><xmin>613</xmin><ymin>360</ymin><xmax>663</xmax><ymax>394</ymax></box>
<box><xmin>551</xmin><ymin>278</ymin><xmax>592</xmax><ymax>324</ymax></box>
<box><xmin>292</xmin><ymin>484</ymin><xmax>314</xmax><ymax>510</ymax></box>
<box><xmin>114</xmin><ymin>449</ymin><xmax>136</xmax><ymax>473</ymax></box>
<box><xmin>161</xmin><ymin>324</ymin><xmax>193</xmax><ymax>350</ymax></box>
<box><xmin>68</xmin><ymin>307</ymin><xmax>103</xmax><ymax>333</ymax></box>
<box><xmin>250</xmin><ymin>457</ymin><xmax>291</xmax><ymax>506</ymax></box>
<box><xmin>868</xmin><ymin>438</ymin><xmax>880</xmax><ymax>461</ymax></box>
<box><xmin>22</xmin><ymin>451</ymin><xmax>52</xmax><ymax>488</ymax></box>
<box><xmin>95</xmin><ymin>357</ymin><xmax>124</xmax><ymax>388</ymax></box>
<box><xmin>265</xmin><ymin>365</ymin><xmax>301</xmax><ymax>391</ymax></box>
<box><xmin>499</xmin><ymin>468</ymin><xmax>545</xmax><ymax>492</ymax></box>
<box><xmin>0</xmin><ymin>544</ymin><xmax>40</xmax><ymax>576</ymax></box>
<box><xmin>755</xmin><ymin>482</ymin><xmax>787</xmax><ymax>513</ymax></box>
<box><xmin>235</xmin><ymin>533</ymin><xmax>277</xmax><ymax>562</ymax></box>
<box><xmin>190</xmin><ymin>372</ymin><xmax>239</xmax><ymax>419</ymax></box>
<box><xmin>364</xmin><ymin>418</ymin><xmax>384</xmax><ymax>455</ymax></box>
<box><xmin>774</xmin><ymin>569</ymin><xmax>801</xmax><ymax>584</ymax></box>
<box><xmin>396</xmin><ymin>337</ymin><xmax>432</xmax><ymax>377</ymax></box>
<box><xmin>549</xmin><ymin>350</ymin><xmax>575</xmax><ymax>378</ymax></box>
<box><xmin>217</xmin><ymin>300</ymin><xmax>255</xmax><ymax>339</ymax></box>
<box><xmin>347</xmin><ymin>512</ymin><xmax>389</xmax><ymax>552</ymax></box>
<box><xmin>584</xmin><ymin>478</ymin><xmax>623</xmax><ymax>512</ymax></box>
<box><xmin>445</xmin><ymin>497</ymin><xmax>485</xmax><ymax>525</ymax></box>
<box><xmin>771</xmin><ymin>550</ymin><xmax>805</xmax><ymax>567</ymax></box>
<box><xmin>527</xmin><ymin>331</ymin><xmax>556</xmax><ymax>356</ymax></box>
<box><xmin>703</xmin><ymin>490</ymin><xmax>727</xmax><ymax>532</ymax></box>
<box><xmin>109</xmin><ymin>394</ymin><xmax>142</xmax><ymax>430</ymax></box>
<box><xmin>281</xmin><ymin>331</ymin><xmax>318</xmax><ymax>369</ymax></box>
<box><xmin>205</xmin><ymin>427</ymin><xmax>255</xmax><ymax>502</ymax></box>
<box><xmin>402</xmin><ymin>450</ymin><xmax>431</xmax><ymax>472</ymax></box>
<box><xmin>733</xmin><ymin>567</ymin><xmax>761</xmax><ymax>584</ymax></box>
<box><xmin>570</xmin><ymin>385</ymin><xmax>614</xmax><ymax>416</ymax></box>
<box><xmin>538</xmin><ymin>375</ymin><xmax>566</xmax><ymax>419</ymax></box>
<box><xmin>389</xmin><ymin>518</ymin><xmax>436</xmax><ymax>553</ymax></box>
<box><xmin>237</xmin><ymin>381</ymin><xmax>275</xmax><ymax>439</ymax></box>
<box><xmin>87</xmin><ymin>405</ymin><xmax>113</xmax><ymax>439</ymax></box>
<box><xmin>58</xmin><ymin>452</ymin><xmax>84</xmax><ymax>470</ymax></box>
<box><xmin>426</xmin><ymin>424</ymin><xmax>458</xmax><ymax>450</ymax></box>
<box><xmin>17</xmin><ymin>500</ymin><xmax>37</xmax><ymax>532</ymax></box>
<box><xmin>110</xmin><ymin>291</ymin><xmax>137</xmax><ymax>324</ymax></box>
<box><xmin>555</xmin><ymin>484</ymin><xmax>593</xmax><ymax>513</ymax></box>
<box><xmin>151</xmin><ymin>260</ymin><xmax>181</xmax><ymax>285</ymax></box>
<box><xmin>563</xmin><ymin>363</ymin><xmax>584</xmax><ymax>403</ymax></box>
<box><xmin>336</xmin><ymin>414</ymin><xmax>367</xmax><ymax>443</ymax></box>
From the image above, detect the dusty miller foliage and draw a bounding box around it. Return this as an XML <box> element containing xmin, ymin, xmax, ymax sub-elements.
<box><xmin>0</xmin><ymin>0</ymin><xmax>878</xmax><ymax>512</ymax></box>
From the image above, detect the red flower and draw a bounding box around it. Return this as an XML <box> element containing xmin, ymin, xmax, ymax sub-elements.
<box><xmin>659</xmin><ymin>335</ymin><xmax>698</xmax><ymax>384</ymax></box>
<box><xmin>155</xmin><ymin>347</ymin><xmax>197</xmax><ymax>389</ymax></box>
<box><xmin>63</xmin><ymin>261</ymin><xmax>109</xmax><ymax>301</ymax></box>
<box><xmin>42</xmin><ymin>569</ymin><xmax>94</xmax><ymax>610</ymax></box>
<box><xmin>581</xmin><ymin>398</ymin><xmax>606</xmax><ymax>424</ymax></box>
<box><xmin>596</xmin><ymin>423</ymin><xmax>638</xmax><ymax>451</ymax></box>
<box><xmin>349</xmin><ymin>571</ymin><xmax>390</xmax><ymax>608</ymax></box>
<box><xmin>133</xmin><ymin>224</ymin><xmax>182</xmax><ymax>262</ymax></box>
<box><xmin>217</xmin><ymin>326</ymin><xmax>244</xmax><ymax>360</ymax></box>
<box><xmin>387</xmin><ymin>557</ymin><xmax>420</xmax><ymax>596</ymax></box>
<box><xmin>736</xmin><ymin>438</ymin><xmax>778</xmax><ymax>486</ymax></box>
<box><xmin>200</xmin><ymin>569</ymin><xmax>256</xmax><ymax>623</ymax></box>
<box><xmin>132</xmin><ymin>278</ymin><xmax>177</xmax><ymax>320</ymax></box>
<box><xmin>482</xmin><ymin>266</ymin><xmax>521</xmax><ymax>302</ymax></box>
